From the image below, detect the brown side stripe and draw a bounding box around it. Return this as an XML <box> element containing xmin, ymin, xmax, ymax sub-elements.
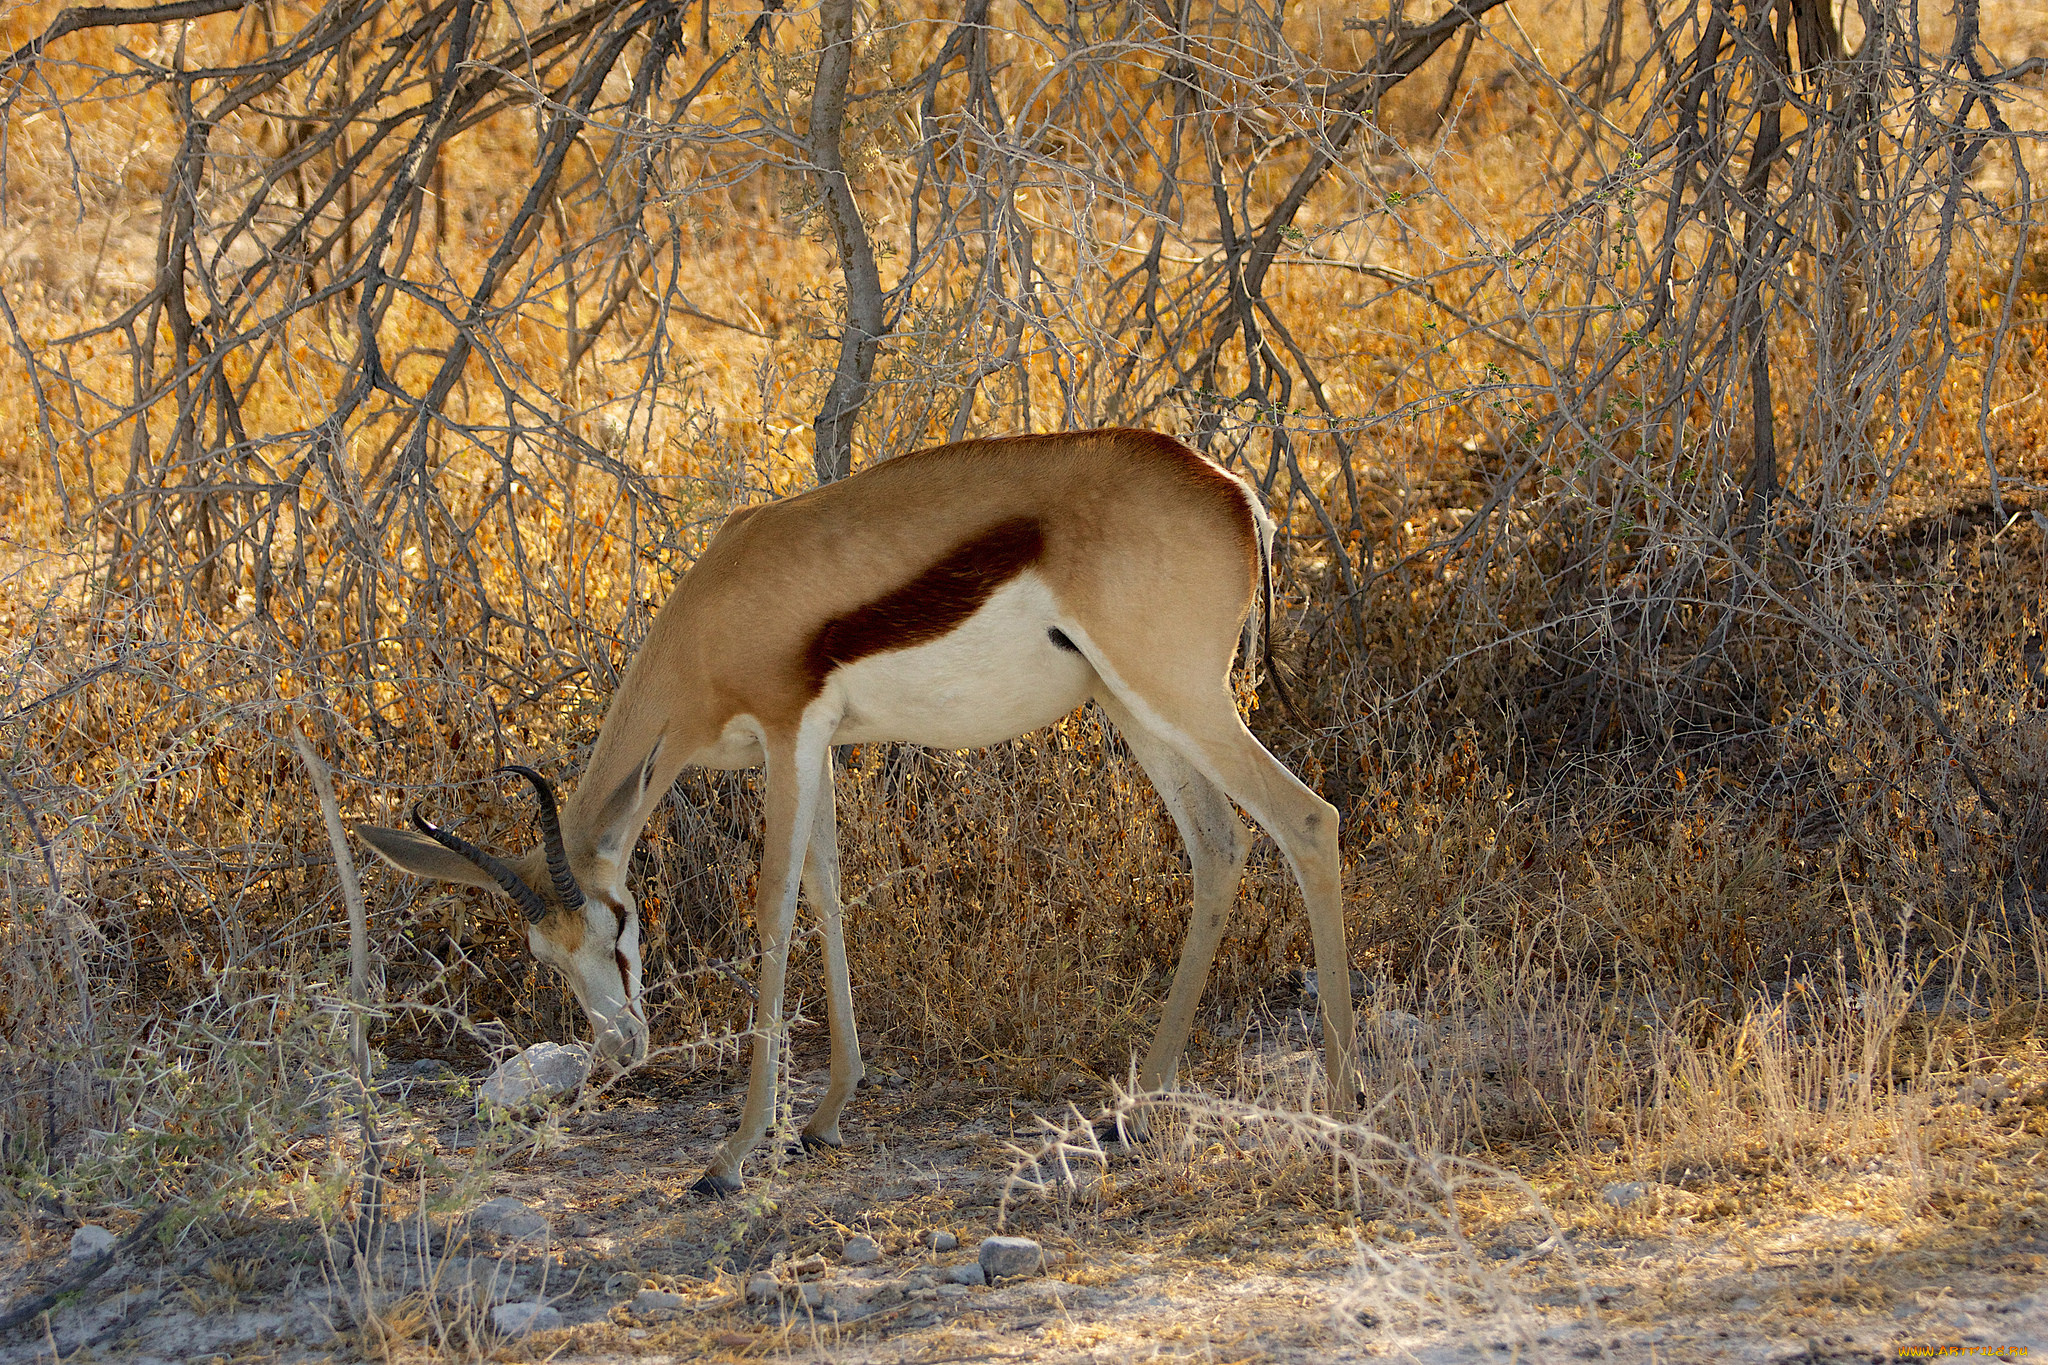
<box><xmin>803</xmin><ymin>516</ymin><xmax>1046</xmax><ymax>693</ymax></box>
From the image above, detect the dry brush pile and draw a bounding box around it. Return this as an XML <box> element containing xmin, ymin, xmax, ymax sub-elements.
<box><xmin>0</xmin><ymin>0</ymin><xmax>2043</xmax><ymax>1225</ymax></box>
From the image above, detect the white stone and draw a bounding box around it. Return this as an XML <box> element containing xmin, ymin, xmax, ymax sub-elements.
<box><xmin>928</xmin><ymin>1230</ymin><xmax>959</xmax><ymax>1252</ymax></box>
<box><xmin>478</xmin><ymin>1042</ymin><xmax>592</xmax><ymax>1112</ymax></box>
<box><xmin>490</xmin><ymin>1300</ymin><xmax>561</xmax><ymax>1336</ymax></box>
<box><xmin>799</xmin><ymin>1282</ymin><xmax>824</xmax><ymax>1308</ymax></box>
<box><xmin>469</xmin><ymin>1197</ymin><xmax>548</xmax><ymax>1241</ymax></box>
<box><xmin>632</xmin><ymin>1288</ymin><xmax>687</xmax><ymax>1315</ymax></box>
<box><xmin>942</xmin><ymin>1260</ymin><xmax>987</xmax><ymax>1286</ymax></box>
<box><xmin>935</xmin><ymin>1283</ymin><xmax>971</xmax><ymax>1299</ymax></box>
<box><xmin>745</xmin><ymin>1274</ymin><xmax>780</xmax><ymax>1304</ymax></box>
<box><xmin>1602</xmin><ymin>1182</ymin><xmax>1651</xmax><ymax>1208</ymax></box>
<box><xmin>841</xmin><ymin>1234</ymin><xmax>881</xmax><ymax>1265</ymax></box>
<box><xmin>68</xmin><ymin>1225</ymin><xmax>116</xmax><ymax>1260</ymax></box>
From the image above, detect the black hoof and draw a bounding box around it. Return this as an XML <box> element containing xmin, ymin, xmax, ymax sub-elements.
<box><xmin>1092</xmin><ymin>1115</ymin><xmax>1150</xmax><ymax>1148</ymax></box>
<box><xmin>689</xmin><ymin>1171</ymin><xmax>742</xmax><ymax>1199</ymax></box>
<box><xmin>787</xmin><ymin>1132</ymin><xmax>841</xmax><ymax>1157</ymax></box>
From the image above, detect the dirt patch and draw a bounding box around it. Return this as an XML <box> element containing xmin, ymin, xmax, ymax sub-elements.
<box><xmin>5</xmin><ymin>1045</ymin><xmax>2046</xmax><ymax>1365</ymax></box>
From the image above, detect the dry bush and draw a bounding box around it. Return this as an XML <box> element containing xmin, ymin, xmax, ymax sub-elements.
<box><xmin>0</xmin><ymin>0</ymin><xmax>2043</xmax><ymax>1229</ymax></box>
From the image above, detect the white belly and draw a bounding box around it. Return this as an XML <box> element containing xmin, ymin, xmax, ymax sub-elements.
<box><xmin>825</xmin><ymin>573</ymin><xmax>1096</xmax><ymax>748</ymax></box>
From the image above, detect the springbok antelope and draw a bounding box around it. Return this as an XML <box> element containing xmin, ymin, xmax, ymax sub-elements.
<box><xmin>356</xmin><ymin>428</ymin><xmax>1355</xmax><ymax>1194</ymax></box>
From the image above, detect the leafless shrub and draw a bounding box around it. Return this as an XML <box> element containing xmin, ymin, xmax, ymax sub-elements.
<box><xmin>0</xmin><ymin>0</ymin><xmax>2041</xmax><ymax>1222</ymax></box>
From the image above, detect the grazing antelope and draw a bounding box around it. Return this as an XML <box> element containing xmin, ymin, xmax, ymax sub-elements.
<box><xmin>357</xmin><ymin>428</ymin><xmax>1355</xmax><ymax>1194</ymax></box>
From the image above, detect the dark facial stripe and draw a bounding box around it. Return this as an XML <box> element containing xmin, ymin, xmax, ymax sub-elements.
<box><xmin>804</xmin><ymin>517</ymin><xmax>1045</xmax><ymax>693</ymax></box>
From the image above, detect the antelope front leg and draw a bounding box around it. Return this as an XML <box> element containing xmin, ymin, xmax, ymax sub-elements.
<box><xmin>694</xmin><ymin>728</ymin><xmax>826</xmax><ymax>1195</ymax></box>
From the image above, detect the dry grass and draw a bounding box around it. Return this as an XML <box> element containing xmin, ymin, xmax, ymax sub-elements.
<box><xmin>0</xmin><ymin>5</ymin><xmax>2045</xmax><ymax>1347</ymax></box>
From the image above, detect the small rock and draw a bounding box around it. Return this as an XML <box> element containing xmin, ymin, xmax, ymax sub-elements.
<box><xmin>941</xmin><ymin>1261</ymin><xmax>987</xmax><ymax>1286</ymax></box>
<box><xmin>68</xmin><ymin>1225</ymin><xmax>116</xmax><ymax>1261</ymax></box>
<box><xmin>448</xmin><ymin>1256</ymin><xmax>525</xmax><ymax>1305</ymax></box>
<box><xmin>1374</xmin><ymin>1009</ymin><xmax>1429</xmax><ymax>1042</ymax></box>
<box><xmin>823</xmin><ymin>1284</ymin><xmax>881</xmax><ymax>1320</ymax></box>
<box><xmin>1732</xmin><ymin>1295</ymin><xmax>1762</xmax><ymax>1312</ymax></box>
<box><xmin>935</xmin><ymin>1283</ymin><xmax>970</xmax><ymax>1299</ymax></box>
<box><xmin>478</xmin><ymin>1042</ymin><xmax>592</xmax><ymax>1112</ymax></box>
<box><xmin>929</xmin><ymin>1230</ymin><xmax>960</xmax><ymax>1253</ymax></box>
<box><xmin>1602</xmin><ymin>1182</ymin><xmax>1650</xmax><ymax>1209</ymax></box>
<box><xmin>1967</xmin><ymin>1077</ymin><xmax>2013</xmax><ymax>1108</ymax></box>
<box><xmin>1303</xmin><ymin>968</ymin><xmax>1367</xmax><ymax>1000</ymax></box>
<box><xmin>632</xmin><ymin>1288</ymin><xmax>688</xmax><ymax>1315</ymax></box>
<box><xmin>490</xmin><ymin>1300</ymin><xmax>561</xmax><ymax>1337</ymax></box>
<box><xmin>745</xmin><ymin>1274</ymin><xmax>780</xmax><ymax>1304</ymax></box>
<box><xmin>905</xmin><ymin>1273</ymin><xmax>935</xmax><ymax>1290</ymax></box>
<box><xmin>841</xmin><ymin>1234</ymin><xmax>881</xmax><ymax>1265</ymax></box>
<box><xmin>978</xmin><ymin>1236</ymin><xmax>1044</xmax><ymax>1280</ymax></box>
<box><xmin>604</xmin><ymin>1271</ymin><xmax>643</xmax><ymax>1298</ymax></box>
<box><xmin>469</xmin><ymin>1197</ymin><xmax>548</xmax><ymax>1241</ymax></box>
<box><xmin>799</xmin><ymin>1282</ymin><xmax>824</xmax><ymax>1308</ymax></box>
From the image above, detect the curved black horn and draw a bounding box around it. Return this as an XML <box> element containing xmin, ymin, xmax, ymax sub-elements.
<box><xmin>497</xmin><ymin>765</ymin><xmax>584</xmax><ymax>911</ymax></box>
<box><xmin>410</xmin><ymin>803</ymin><xmax>550</xmax><ymax>923</ymax></box>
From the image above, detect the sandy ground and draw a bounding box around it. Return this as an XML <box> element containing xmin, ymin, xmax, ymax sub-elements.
<box><xmin>4</xmin><ymin>1046</ymin><xmax>2045</xmax><ymax>1365</ymax></box>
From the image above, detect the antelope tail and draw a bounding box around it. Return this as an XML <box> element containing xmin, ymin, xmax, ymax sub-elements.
<box><xmin>1243</xmin><ymin>497</ymin><xmax>1299</xmax><ymax>723</ymax></box>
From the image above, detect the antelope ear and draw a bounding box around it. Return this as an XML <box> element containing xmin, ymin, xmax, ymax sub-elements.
<box><xmin>355</xmin><ymin>824</ymin><xmax>505</xmax><ymax>891</ymax></box>
<box><xmin>589</xmin><ymin>740</ymin><xmax>664</xmax><ymax>857</ymax></box>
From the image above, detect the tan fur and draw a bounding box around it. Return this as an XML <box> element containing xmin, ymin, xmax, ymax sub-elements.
<box><xmin>565</xmin><ymin>430</ymin><xmax>1262</xmax><ymax>809</ymax></box>
<box><xmin>533</xmin><ymin>902</ymin><xmax>585</xmax><ymax>954</ymax></box>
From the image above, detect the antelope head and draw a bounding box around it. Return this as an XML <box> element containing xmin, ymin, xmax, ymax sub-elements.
<box><xmin>355</xmin><ymin>756</ymin><xmax>661</xmax><ymax>1066</ymax></box>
